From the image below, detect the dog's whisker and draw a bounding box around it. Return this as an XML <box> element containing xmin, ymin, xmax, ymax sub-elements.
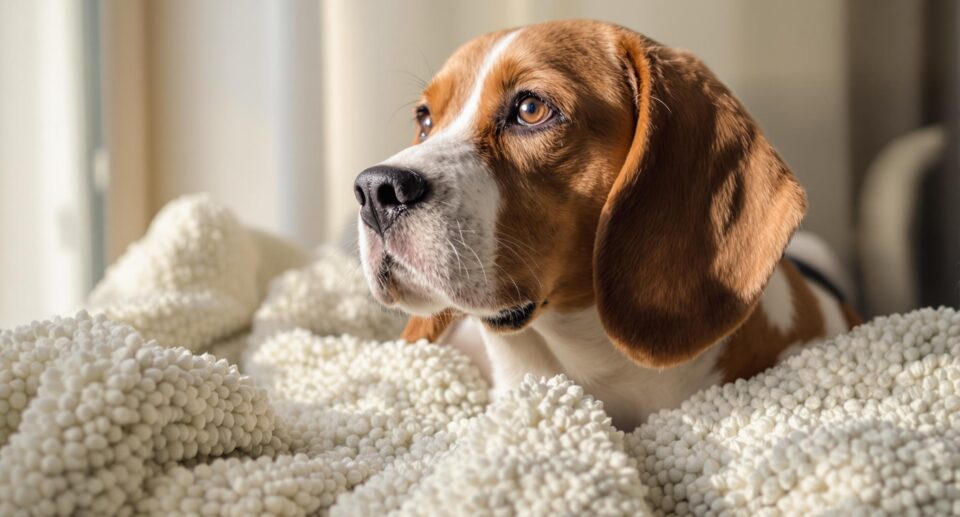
<box><xmin>455</xmin><ymin>219</ymin><xmax>490</xmax><ymax>288</ymax></box>
<box><xmin>487</xmin><ymin>229</ymin><xmax>543</xmax><ymax>259</ymax></box>
<box><xmin>495</xmin><ymin>242</ymin><xmax>544</xmax><ymax>291</ymax></box>
<box><xmin>443</xmin><ymin>217</ymin><xmax>546</xmax><ymax>295</ymax></box>
<box><xmin>463</xmin><ymin>240</ymin><xmax>488</xmax><ymax>287</ymax></box>
<box><xmin>489</xmin><ymin>263</ymin><xmax>524</xmax><ymax>303</ymax></box>
<box><xmin>445</xmin><ymin>235</ymin><xmax>466</xmax><ymax>278</ymax></box>
<box><xmin>385</xmin><ymin>68</ymin><xmax>429</xmax><ymax>90</ymax></box>
<box><xmin>490</xmin><ymin>233</ymin><xmax>544</xmax><ymax>285</ymax></box>
<box><xmin>651</xmin><ymin>94</ymin><xmax>672</xmax><ymax>114</ymax></box>
<box><xmin>495</xmin><ymin>234</ymin><xmax>543</xmax><ymax>263</ymax></box>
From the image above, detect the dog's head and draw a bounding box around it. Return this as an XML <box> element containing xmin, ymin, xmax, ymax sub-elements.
<box><xmin>355</xmin><ymin>20</ymin><xmax>806</xmax><ymax>367</ymax></box>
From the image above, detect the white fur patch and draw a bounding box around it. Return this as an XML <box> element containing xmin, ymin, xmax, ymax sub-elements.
<box><xmin>480</xmin><ymin>308</ymin><xmax>726</xmax><ymax>430</ymax></box>
<box><xmin>760</xmin><ymin>265</ymin><xmax>794</xmax><ymax>333</ymax></box>
<box><xmin>809</xmin><ymin>281</ymin><xmax>849</xmax><ymax>338</ymax></box>
<box><xmin>480</xmin><ymin>318</ymin><xmax>563</xmax><ymax>402</ymax></box>
<box><xmin>776</xmin><ymin>279</ymin><xmax>851</xmax><ymax>364</ymax></box>
<box><xmin>446</xmin><ymin>30</ymin><xmax>522</xmax><ymax>135</ymax></box>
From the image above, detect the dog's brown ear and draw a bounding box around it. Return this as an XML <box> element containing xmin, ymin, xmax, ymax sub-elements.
<box><xmin>594</xmin><ymin>31</ymin><xmax>807</xmax><ymax>368</ymax></box>
<box><xmin>401</xmin><ymin>310</ymin><xmax>461</xmax><ymax>343</ymax></box>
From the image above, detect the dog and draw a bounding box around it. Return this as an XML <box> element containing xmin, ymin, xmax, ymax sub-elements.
<box><xmin>353</xmin><ymin>20</ymin><xmax>860</xmax><ymax>429</ymax></box>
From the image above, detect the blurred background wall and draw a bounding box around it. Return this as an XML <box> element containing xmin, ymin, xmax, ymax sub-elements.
<box><xmin>0</xmin><ymin>0</ymin><xmax>956</xmax><ymax>327</ymax></box>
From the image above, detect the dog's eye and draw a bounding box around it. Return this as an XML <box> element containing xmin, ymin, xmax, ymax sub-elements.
<box><xmin>416</xmin><ymin>106</ymin><xmax>433</xmax><ymax>141</ymax></box>
<box><xmin>516</xmin><ymin>96</ymin><xmax>552</xmax><ymax>126</ymax></box>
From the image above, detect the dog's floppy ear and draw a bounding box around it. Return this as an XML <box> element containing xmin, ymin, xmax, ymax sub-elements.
<box><xmin>594</xmin><ymin>31</ymin><xmax>807</xmax><ymax>368</ymax></box>
<box><xmin>401</xmin><ymin>310</ymin><xmax>461</xmax><ymax>343</ymax></box>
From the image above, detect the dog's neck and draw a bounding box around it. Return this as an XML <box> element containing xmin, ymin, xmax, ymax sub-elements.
<box><xmin>463</xmin><ymin>306</ymin><xmax>725</xmax><ymax>429</ymax></box>
<box><xmin>443</xmin><ymin>259</ymin><xmax>853</xmax><ymax>429</ymax></box>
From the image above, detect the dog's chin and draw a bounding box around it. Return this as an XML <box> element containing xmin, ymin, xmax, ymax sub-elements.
<box><xmin>364</xmin><ymin>267</ymin><xmax>441</xmax><ymax>315</ymax></box>
<box><xmin>394</xmin><ymin>294</ymin><xmax>449</xmax><ymax>317</ymax></box>
<box><xmin>361</xmin><ymin>256</ymin><xmax>444</xmax><ymax>316</ymax></box>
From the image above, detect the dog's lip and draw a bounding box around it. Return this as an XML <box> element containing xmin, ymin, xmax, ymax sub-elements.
<box><xmin>369</xmin><ymin>245</ymin><xmax>540</xmax><ymax>321</ymax></box>
<box><xmin>369</xmin><ymin>255</ymin><xmax>399</xmax><ymax>305</ymax></box>
<box><xmin>481</xmin><ymin>301</ymin><xmax>539</xmax><ymax>330</ymax></box>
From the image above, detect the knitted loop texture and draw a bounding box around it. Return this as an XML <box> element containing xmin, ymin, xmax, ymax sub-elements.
<box><xmin>1</xmin><ymin>195</ymin><xmax>958</xmax><ymax>516</ymax></box>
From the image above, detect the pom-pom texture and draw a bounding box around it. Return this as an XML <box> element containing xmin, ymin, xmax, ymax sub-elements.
<box><xmin>2</xmin><ymin>195</ymin><xmax>958</xmax><ymax>515</ymax></box>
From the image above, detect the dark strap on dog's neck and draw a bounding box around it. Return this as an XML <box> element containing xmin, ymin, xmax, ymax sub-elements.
<box><xmin>786</xmin><ymin>256</ymin><xmax>846</xmax><ymax>302</ymax></box>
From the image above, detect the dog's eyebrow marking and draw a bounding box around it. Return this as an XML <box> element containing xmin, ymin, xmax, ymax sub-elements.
<box><xmin>444</xmin><ymin>29</ymin><xmax>522</xmax><ymax>135</ymax></box>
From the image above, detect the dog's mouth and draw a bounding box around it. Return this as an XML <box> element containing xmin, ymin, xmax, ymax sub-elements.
<box><xmin>381</xmin><ymin>255</ymin><xmax>542</xmax><ymax>328</ymax></box>
<box><xmin>362</xmin><ymin>223</ymin><xmax>543</xmax><ymax>325</ymax></box>
<box><xmin>481</xmin><ymin>301</ymin><xmax>539</xmax><ymax>331</ymax></box>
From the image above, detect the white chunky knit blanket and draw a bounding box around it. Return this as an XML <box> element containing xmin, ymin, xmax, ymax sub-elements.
<box><xmin>1</xmin><ymin>195</ymin><xmax>958</xmax><ymax>516</ymax></box>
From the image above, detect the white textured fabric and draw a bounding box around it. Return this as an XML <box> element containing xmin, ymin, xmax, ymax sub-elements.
<box><xmin>335</xmin><ymin>374</ymin><xmax>651</xmax><ymax>516</ymax></box>
<box><xmin>0</xmin><ymin>313</ymin><xmax>284</xmax><ymax>516</ymax></box>
<box><xmin>251</xmin><ymin>247</ymin><xmax>406</xmax><ymax>344</ymax></box>
<box><xmin>2</xmin><ymin>195</ymin><xmax>959</xmax><ymax>515</ymax></box>
<box><xmin>88</xmin><ymin>194</ymin><xmax>313</xmax><ymax>352</ymax></box>
<box><xmin>629</xmin><ymin>307</ymin><xmax>960</xmax><ymax>516</ymax></box>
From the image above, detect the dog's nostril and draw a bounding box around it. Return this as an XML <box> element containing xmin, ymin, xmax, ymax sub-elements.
<box><xmin>376</xmin><ymin>183</ymin><xmax>401</xmax><ymax>207</ymax></box>
<box><xmin>354</xmin><ymin>185</ymin><xmax>366</xmax><ymax>206</ymax></box>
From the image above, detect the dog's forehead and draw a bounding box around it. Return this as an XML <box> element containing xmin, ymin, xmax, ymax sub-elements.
<box><xmin>424</xmin><ymin>22</ymin><xmax>623</xmax><ymax>122</ymax></box>
<box><xmin>422</xmin><ymin>31</ymin><xmax>502</xmax><ymax>120</ymax></box>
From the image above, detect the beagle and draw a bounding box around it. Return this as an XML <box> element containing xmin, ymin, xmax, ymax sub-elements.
<box><xmin>353</xmin><ymin>20</ymin><xmax>860</xmax><ymax>429</ymax></box>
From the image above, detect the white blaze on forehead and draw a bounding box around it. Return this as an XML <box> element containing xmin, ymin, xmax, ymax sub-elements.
<box><xmin>380</xmin><ymin>28</ymin><xmax>523</xmax><ymax>166</ymax></box>
<box><xmin>443</xmin><ymin>29</ymin><xmax>522</xmax><ymax>136</ymax></box>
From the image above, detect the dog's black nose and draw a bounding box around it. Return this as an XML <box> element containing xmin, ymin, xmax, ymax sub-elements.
<box><xmin>354</xmin><ymin>165</ymin><xmax>428</xmax><ymax>236</ymax></box>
